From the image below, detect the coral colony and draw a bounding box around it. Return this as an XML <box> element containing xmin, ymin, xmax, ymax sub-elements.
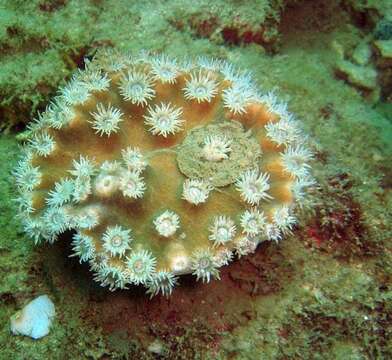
<box><xmin>14</xmin><ymin>50</ymin><xmax>314</xmax><ymax>297</ymax></box>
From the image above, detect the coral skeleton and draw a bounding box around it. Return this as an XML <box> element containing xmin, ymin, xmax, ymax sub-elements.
<box><xmin>14</xmin><ymin>50</ymin><xmax>314</xmax><ymax>295</ymax></box>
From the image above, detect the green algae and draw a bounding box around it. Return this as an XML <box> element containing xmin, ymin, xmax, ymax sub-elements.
<box><xmin>0</xmin><ymin>0</ymin><xmax>391</xmax><ymax>359</ymax></box>
<box><xmin>0</xmin><ymin>0</ymin><xmax>282</xmax><ymax>129</ymax></box>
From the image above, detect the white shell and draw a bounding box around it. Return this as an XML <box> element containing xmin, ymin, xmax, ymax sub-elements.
<box><xmin>10</xmin><ymin>295</ymin><xmax>55</xmax><ymax>339</ymax></box>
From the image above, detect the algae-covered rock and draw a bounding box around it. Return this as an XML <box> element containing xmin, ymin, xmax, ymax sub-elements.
<box><xmin>374</xmin><ymin>39</ymin><xmax>392</xmax><ymax>67</ymax></box>
<box><xmin>374</xmin><ymin>17</ymin><xmax>392</xmax><ymax>40</ymax></box>
<box><xmin>335</xmin><ymin>60</ymin><xmax>377</xmax><ymax>91</ymax></box>
<box><xmin>1</xmin><ymin>1</ymin><xmax>392</xmax><ymax>358</ymax></box>
<box><xmin>0</xmin><ymin>0</ymin><xmax>285</xmax><ymax>130</ymax></box>
<box><xmin>170</xmin><ymin>0</ymin><xmax>283</xmax><ymax>48</ymax></box>
<box><xmin>352</xmin><ymin>41</ymin><xmax>372</xmax><ymax>66</ymax></box>
<box><xmin>335</xmin><ymin>59</ymin><xmax>380</xmax><ymax>101</ymax></box>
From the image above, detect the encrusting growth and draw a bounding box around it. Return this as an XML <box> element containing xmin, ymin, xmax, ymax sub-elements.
<box><xmin>14</xmin><ymin>49</ymin><xmax>314</xmax><ymax>296</ymax></box>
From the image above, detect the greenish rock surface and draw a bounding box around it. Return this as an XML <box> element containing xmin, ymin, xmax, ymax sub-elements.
<box><xmin>0</xmin><ymin>0</ymin><xmax>391</xmax><ymax>359</ymax></box>
<box><xmin>335</xmin><ymin>60</ymin><xmax>377</xmax><ymax>91</ymax></box>
<box><xmin>0</xmin><ymin>0</ymin><xmax>284</xmax><ymax>130</ymax></box>
<box><xmin>374</xmin><ymin>39</ymin><xmax>392</xmax><ymax>67</ymax></box>
<box><xmin>352</xmin><ymin>41</ymin><xmax>372</xmax><ymax>65</ymax></box>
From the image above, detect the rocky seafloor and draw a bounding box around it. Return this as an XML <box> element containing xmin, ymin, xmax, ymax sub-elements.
<box><xmin>0</xmin><ymin>0</ymin><xmax>391</xmax><ymax>359</ymax></box>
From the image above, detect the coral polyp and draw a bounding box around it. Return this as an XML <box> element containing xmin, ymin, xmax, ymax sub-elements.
<box><xmin>144</xmin><ymin>102</ymin><xmax>184</xmax><ymax>137</ymax></box>
<box><xmin>14</xmin><ymin>50</ymin><xmax>314</xmax><ymax>296</ymax></box>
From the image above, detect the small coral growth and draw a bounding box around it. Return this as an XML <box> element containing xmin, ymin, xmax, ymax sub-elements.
<box><xmin>14</xmin><ymin>50</ymin><xmax>313</xmax><ymax>295</ymax></box>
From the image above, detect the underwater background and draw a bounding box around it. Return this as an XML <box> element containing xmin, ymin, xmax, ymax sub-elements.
<box><xmin>0</xmin><ymin>0</ymin><xmax>391</xmax><ymax>359</ymax></box>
